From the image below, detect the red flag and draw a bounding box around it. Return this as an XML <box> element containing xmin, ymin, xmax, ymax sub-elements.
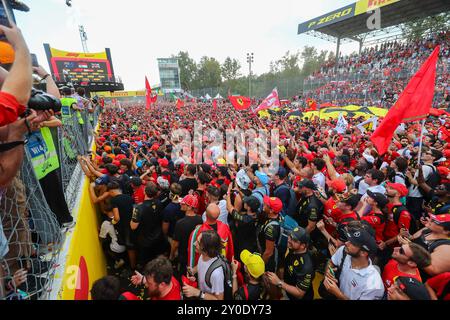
<box><xmin>176</xmin><ymin>99</ymin><xmax>185</xmax><ymax>110</ymax></box>
<box><xmin>151</xmin><ymin>95</ymin><xmax>158</xmax><ymax>103</ymax></box>
<box><xmin>252</xmin><ymin>88</ymin><xmax>281</xmax><ymax>113</ymax></box>
<box><xmin>145</xmin><ymin>76</ymin><xmax>152</xmax><ymax>110</ymax></box>
<box><xmin>305</xmin><ymin>98</ymin><xmax>317</xmax><ymax>111</ymax></box>
<box><xmin>371</xmin><ymin>46</ymin><xmax>440</xmax><ymax>155</ymax></box>
<box><xmin>213</xmin><ymin>99</ymin><xmax>217</xmax><ymax>110</ymax></box>
<box><xmin>229</xmin><ymin>96</ymin><xmax>251</xmax><ymax>110</ymax></box>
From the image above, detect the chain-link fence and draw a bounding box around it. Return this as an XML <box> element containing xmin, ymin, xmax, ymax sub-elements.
<box><xmin>0</xmin><ymin>106</ymin><xmax>100</xmax><ymax>300</ymax></box>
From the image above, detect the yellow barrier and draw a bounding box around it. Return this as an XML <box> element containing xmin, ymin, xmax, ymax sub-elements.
<box><xmin>57</xmin><ymin>176</ymin><xmax>107</xmax><ymax>300</ymax></box>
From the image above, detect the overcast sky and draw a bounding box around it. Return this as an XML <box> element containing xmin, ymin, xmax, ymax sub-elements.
<box><xmin>15</xmin><ymin>0</ymin><xmax>360</xmax><ymax>90</ymax></box>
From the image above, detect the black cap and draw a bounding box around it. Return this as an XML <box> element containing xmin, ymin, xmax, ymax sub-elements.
<box><xmin>366</xmin><ymin>190</ymin><xmax>388</xmax><ymax>208</ymax></box>
<box><xmin>276</xmin><ymin>167</ymin><xmax>288</xmax><ymax>179</ymax></box>
<box><xmin>243</xmin><ymin>196</ymin><xmax>261</xmax><ymax>213</ymax></box>
<box><xmin>298</xmin><ymin>179</ymin><xmax>317</xmax><ymax>190</ymax></box>
<box><xmin>341</xmin><ymin>194</ymin><xmax>360</xmax><ymax>210</ymax></box>
<box><xmin>395</xmin><ymin>277</ymin><xmax>431</xmax><ymax>300</ymax></box>
<box><xmin>290</xmin><ymin>227</ymin><xmax>310</xmax><ymax>244</ymax></box>
<box><xmin>346</xmin><ymin>229</ymin><xmax>377</xmax><ymax>253</ymax></box>
<box><xmin>130</xmin><ymin>176</ymin><xmax>142</xmax><ymax>187</ymax></box>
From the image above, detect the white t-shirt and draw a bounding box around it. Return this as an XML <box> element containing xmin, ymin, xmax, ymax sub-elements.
<box><xmin>408</xmin><ymin>164</ymin><xmax>434</xmax><ymax>198</ymax></box>
<box><xmin>197</xmin><ymin>255</ymin><xmax>224</xmax><ymax>295</ymax></box>
<box><xmin>202</xmin><ymin>200</ymin><xmax>229</xmax><ymax>225</ymax></box>
<box><xmin>99</xmin><ymin>221</ymin><xmax>126</xmax><ymax>254</ymax></box>
<box><xmin>331</xmin><ymin>246</ymin><xmax>385</xmax><ymax>300</ymax></box>
<box><xmin>360</xmin><ymin>184</ymin><xmax>386</xmax><ymax>202</ymax></box>
<box><xmin>313</xmin><ymin>172</ymin><xmax>326</xmax><ymax>190</ymax></box>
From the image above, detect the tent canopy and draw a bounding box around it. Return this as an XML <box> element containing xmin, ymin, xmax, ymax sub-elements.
<box><xmin>214</xmin><ymin>93</ymin><xmax>224</xmax><ymax>99</ymax></box>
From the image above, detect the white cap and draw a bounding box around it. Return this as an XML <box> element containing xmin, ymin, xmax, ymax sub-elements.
<box><xmin>362</xmin><ymin>153</ymin><xmax>375</xmax><ymax>164</ymax></box>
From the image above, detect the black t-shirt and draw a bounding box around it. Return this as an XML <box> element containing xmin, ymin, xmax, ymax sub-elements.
<box><xmin>283</xmin><ymin>250</ymin><xmax>315</xmax><ymax>300</ymax></box>
<box><xmin>230</xmin><ymin>209</ymin><xmax>258</xmax><ymax>254</ymax></box>
<box><xmin>110</xmin><ymin>194</ymin><xmax>134</xmax><ymax>245</ymax></box>
<box><xmin>295</xmin><ymin>195</ymin><xmax>323</xmax><ymax>228</ymax></box>
<box><xmin>162</xmin><ymin>202</ymin><xmax>184</xmax><ymax>238</ymax></box>
<box><xmin>234</xmin><ymin>283</ymin><xmax>263</xmax><ymax>300</ymax></box>
<box><xmin>132</xmin><ymin>199</ymin><xmax>164</xmax><ymax>247</ymax></box>
<box><xmin>173</xmin><ymin>215</ymin><xmax>203</xmax><ymax>268</ymax></box>
<box><xmin>179</xmin><ymin>178</ymin><xmax>198</xmax><ymax>197</ymax></box>
<box><xmin>257</xmin><ymin>218</ymin><xmax>281</xmax><ymax>272</ymax></box>
<box><xmin>159</xmin><ymin>190</ymin><xmax>171</xmax><ymax>209</ymax></box>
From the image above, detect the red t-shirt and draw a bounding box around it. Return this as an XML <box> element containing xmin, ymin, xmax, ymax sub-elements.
<box><xmin>384</xmin><ymin>204</ymin><xmax>412</xmax><ymax>242</ymax></box>
<box><xmin>383</xmin><ymin>151</ymin><xmax>400</xmax><ymax>165</ymax></box>
<box><xmin>337</xmin><ymin>211</ymin><xmax>359</xmax><ymax>224</ymax></box>
<box><xmin>360</xmin><ymin>211</ymin><xmax>385</xmax><ymax>242</ymax></box>
<box><xmin>0</xmin><ymin>92</ymin><xmax>26</xmax><ymax>127</ymax></box>
<box><xmin>427</xmin><ymin>272</ymin><xmax>450</xmax><ymax>300</ymax></box>
<box><xmin>382</xmin><ymin>259</ymin><xmax>422</xmax><ymax>289</ymax></box>
<box><xmin>323</xmin><ymin>198</ymin><xmax>342</xmax><ymax>235</ymax></box>
<box><xmin>151</xmin><ymin>277</ymin><xmax>181</xmax><ymax>301</ymax></box>
<box><xmin>133</xmin><ymin>185</ymin><xmax>146</xmax><ymax>205</ymax></box>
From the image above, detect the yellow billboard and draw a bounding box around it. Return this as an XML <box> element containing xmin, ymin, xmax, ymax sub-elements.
<box><xmin>93</xmin><ymin>91</ymin><xmax>146</xmax><ymax>97</ymax></box>
<box><xmin>355</xmin><ymin>0</ymin><xmax>401</xmax><ymax>15</ymax></box>
<box><xmin>50</xmin><ymin>48</ymin><xmax>108</xmax><ymax>60</ymax></box>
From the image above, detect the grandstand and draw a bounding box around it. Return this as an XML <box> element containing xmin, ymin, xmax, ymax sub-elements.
<box><xmin>298</xmin><ymin>0</ymin><xmax>450</xmax><ymax>108</ymax></box>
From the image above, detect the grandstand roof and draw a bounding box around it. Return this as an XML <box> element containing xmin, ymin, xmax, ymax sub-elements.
<box><xmin>298</xmin><ymin>0</ymin><xmax>450</xmax><ymax>40</ymax></box>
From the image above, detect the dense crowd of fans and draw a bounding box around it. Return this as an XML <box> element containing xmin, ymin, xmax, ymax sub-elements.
<box><xmin>87</xmin><ymin>90</ymin><xmax>450</xmax><ymax>300</ymax></box>
<box><xmin>304</xmin><ymin>31</ymin><xmax>450</xmax><ymax>109</ymax></box>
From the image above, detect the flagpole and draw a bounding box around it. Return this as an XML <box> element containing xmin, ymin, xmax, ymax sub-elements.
<box><xmin>416</xmin><ymin>119</ymin><xmax>426</xmax><ymax>166</ymax></box>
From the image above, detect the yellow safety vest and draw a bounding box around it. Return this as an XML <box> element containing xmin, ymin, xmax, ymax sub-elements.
<box><xmin>28</xmin><ymin>127</ymin><xmax>60</xmax><ymax>180</ymax></box>
<box><xmin>60</xmin><ymin>97</ymin><xmax>77</xmax><ymax>124</ymax></box>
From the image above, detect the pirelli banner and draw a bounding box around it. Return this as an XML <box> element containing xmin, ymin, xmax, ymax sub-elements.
<box><xmin>93</xmin><ymin>91</ymin><xmax>146</xmax><ymax>98</ymax></box>
<box><xmin>298</xmin><ymin>0</ymin><xmax>401</xmax><ymax>34</ymax></box>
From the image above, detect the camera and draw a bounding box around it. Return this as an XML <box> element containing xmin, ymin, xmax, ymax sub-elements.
<box><xmin>27</xmin><ymin>88</ymin><xmax>62</xmax><ymax>113</ymax></box>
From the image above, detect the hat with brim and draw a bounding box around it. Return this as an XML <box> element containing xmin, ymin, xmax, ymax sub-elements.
<box><xmin>240</xmin><ymin>250</ymin><xmax>265</xmax><ymax>279</ymax></box>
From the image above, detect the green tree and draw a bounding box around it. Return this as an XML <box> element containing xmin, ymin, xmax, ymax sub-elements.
<box><xmin>300</xmin><ymin>46</ymin><xmax>329</xmax><ymax>77</ymax></box>
<box><xmin>173</xmin><ymin>51</ymin><xmax>197</xmax><ymax>90</ymax></box>
<box><xmin>402</xmin><ymin>13</ymin><xmax>450</xmax><ymax>41</ymax></box>
<box><xmin>221</xmin><ymin>57</ymin><xmax>241</xmax><ymax>81</ymax></box>
<box><xmin>196</xmin><ymin>56</ymin><xmax>222</xmax><ymax>89</ymax></box>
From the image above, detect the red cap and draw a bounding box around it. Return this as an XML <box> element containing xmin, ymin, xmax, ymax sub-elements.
<box><xmin>158</xmin><ymin>158</ymin><xmax>169</xmax><ymax>168</ymax></box>
<box><xmin>112</xmin><ymin>160</ymin><xmax>121</xmax><ymax>167</ymax></box>
<box><xmin>327</xmin><ymin>179</ymin><xmax>347</xmax><ymax>193</ymax></box>
<box><xmin>263</xmin><ymin>196</ymin><xmax>283</xmax><ymax>214</ymax></box>
<box><xmin>327</xmin><ymin>151</ymin><xmax>336</xmax><ymax>159</ymax></box>
<box><xmin>386</xmin><ymin>182</ymin><xmax>409</xmax><ymax>197</ymax></box>
<box><xmin>180</xmin><ymin>195</ymin><xmax>198</xmax><ymax>209</ymax></box>
<box><xmin>443</xmin><ymin>149</ymin><xmax>450</xmax><ymax>158</ymax></box>
<box><xmin>151</xmin><ymin>143</ymin><xmax>160</xmax><ymax>151</ymax></box>
<box><xmin>430</xmin><ymin>214</ymin><xmax>450</xmax><ymax>226</ymax></box>
<box><xmin>303</xmin><ymin>153</ymin><xmax>314</xmax><ymax>162</ymax></box>
<box><xmin>115</xmin><ymin>154</ymin><xmax>126</xmax><ymax>161</ymax></box>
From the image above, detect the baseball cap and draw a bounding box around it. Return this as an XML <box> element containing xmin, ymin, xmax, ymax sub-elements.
<box><xmin>255</xmin><ymin>171</ymin><xmax>269</xmax><ymax>186</ymax></box>
<box><xmin>240</xmin><ymin>250</ymin><xmax>265</xmax><ymax>279</ymax></box>
<box><xmin>298</xmin><ymin>179</ymin><xmax>317</xmax><ymax>190</ymax></box>
<box><xmin>236</xmin><ymin>169</ymin><xmax>251</xmax><ymax>190</ymax></box>
<box><xmin>367</xmin><ymin>190</ymin><xmax>389</xmax><ymax>208</ymax></box>
<box><xmin>95</xmin><ymin>174</ymin><xmax>110</xmax><ymax>186</ymax></box>
<box><xmin>386</xmin><ymin>182</ymin><xmax>409</xmax><ymax>197</ymax></box>
<box><xmin>429</xmin><ymin>213</ymin><xmax>450</xmax><ymax>229</ymax></box>
<box><xmin>394</xmin><ymin>277</ymin><xmax>431</xmax><ymax>300</ymax></box>
<box><xmin>158</xmin><ymin>158</ymin><xmax>169</xmax><ymax>168</ymax></box>
<box><xmin>180</xmin><ymin>195</ymin><xmax>198</xmax><ymax>209</ymax></box>
<box><xmin>263</xmin><ymin>196</ymin><xmax>283</xmax><ymax>214</ymax></box>
<box><xmin>243</xmin><ymin>196</ymin><xmax>261</xmax><ymax>213</ymax></box>
<box><xmin>130</xmin><ymin>176</ymin><xmax>142</xmax><ymax>187</ymax></box>
<box><xmin>290</xmin><ymin>227</ymin><xmax>310</xmax><ymax>244</ymax></box>
<box><xmin>276</xmin><ymin>167</ymin><xmax>288</xmax><ymax>179</ymax></box>
<box><xmin>362</xmin><ymin>153</ymin><xmax>375</xmax><ymax>164</ymax></box>
<box><xmin>346</xmin><ymin>229</ymin><xmax>377</xmax><ymax>253</ymax></box>
<box><xmin>340</xmin><ymin>194</ymin><xmax>360</xmax><ymax>210</ymax></box>
<box><xmin>157</xmin><ymin>176</ymin><xmax>170</xmax><ymax>189</ymax></box>
<box><xmin>327</xmin><ymin>179</ymin><xmax>347</xmax><ymax>193</ymax></box>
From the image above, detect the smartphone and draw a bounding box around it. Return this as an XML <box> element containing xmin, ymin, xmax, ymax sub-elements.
<box><xmin>31</xmin><ymin>54</ymin><xmax>39</xmax><ymax>68</ymax></box>
<box><xmin>0</xmin><ymin>0</ymin><xmax>15</xmax><ymax>41</ymax></box>
<box><xmin>328</xmin><ymin>265</ymin><xmax>336</xmax><ymax>278</ymax></box>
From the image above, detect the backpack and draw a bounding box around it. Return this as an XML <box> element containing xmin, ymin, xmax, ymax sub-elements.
<box><xmin>392</xmin><ymin>205</ymin><xmax>416</xmax><ymax>235</ymax></box>
<box><xmin>354</xmin><ymin>176</ymin><xmax>364</xmax><ymax>191</ymax></box>
<box><xmin>253</xmin><ymin>185</ymin><xmax>270</xmax><ymax>213</ymax></box>
<box><xmin>419</xmin><ymin>165</ymin><xmax>441</xmax><ymax>197</ymax></box>
<box><xmin>205</xmin><ymin>255</ymin><xmax>233</xmax><ymax>300</ymax></box>
<box><xmin>275</xmin><ymin>184</ymin><xmax>298</xmax><ymax>217</ymax></box>
<box><xmin>428</xmin><ymin>239</ymin><xmax>450</xmax><ymax>254</ymax></box>
<box><xmin>396</xmin><ymin>172</ymin><xmax>411</xmax><ymax>188</ymax></box>
<box><xmin>266</xmin><ymin>215</ymin><xmax>299</xmax><ymax>249</ymax></box>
